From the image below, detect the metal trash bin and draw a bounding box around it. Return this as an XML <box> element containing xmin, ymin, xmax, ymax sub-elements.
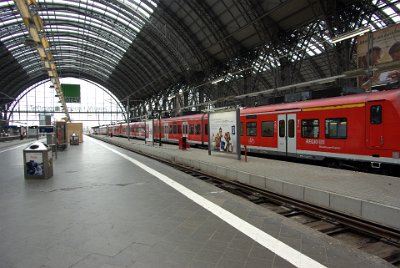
<box><xmin>70</xmin><ymin>133</ymin><xmax>79</xmax><ymax>145</ymax></box>
<box><xmin>23</xmin><ymin>141</ymin><xmax>53</xmax><ymax>179</ymax></box>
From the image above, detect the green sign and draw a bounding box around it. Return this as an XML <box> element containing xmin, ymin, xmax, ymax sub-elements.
<box><xmin>61</xmin><ymin>84</ymin><xmax>80</xmax><ymax>103</ymax></box>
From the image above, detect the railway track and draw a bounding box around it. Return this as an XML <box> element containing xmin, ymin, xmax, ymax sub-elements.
<box><xmin>170</xmin><ymin>163</ymin><xmax>400</xmax><ymax>267</ymax></box>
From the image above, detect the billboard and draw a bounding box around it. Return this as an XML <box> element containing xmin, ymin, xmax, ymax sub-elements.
<box><xmin>357</xmin><ymin>24</ymin><xmax>400</xmax><ymax>89</ymax></box>
<box><xmin>145</xmin><ymin>119</ymin><xmax>154</xmax><ymax>145</ymax></box>
<box><xmin>61</xmin><ymin>84</ymin><xmax>81</xmax><ymax>103</ymax></box>
<box><xmin>208</xmin><ymin>109</ymin><xmax>240</xmax><ymax>160</ymax></box>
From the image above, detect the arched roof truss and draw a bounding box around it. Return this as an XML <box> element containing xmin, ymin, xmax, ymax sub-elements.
<box><xmin>1</xmin><ymin>0</ymin><xmax>400</xmax><ymax>111</ymax></box>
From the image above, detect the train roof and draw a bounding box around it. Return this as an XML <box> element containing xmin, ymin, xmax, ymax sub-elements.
<box><xmin>241</xmin><ymin>89</ymin><xmax>400</xmax><ymax>115</ymax></box>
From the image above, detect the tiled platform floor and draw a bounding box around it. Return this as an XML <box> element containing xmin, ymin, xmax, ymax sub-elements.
<box><xmin>0</xmin><ymin>137</ymin><xmax>393</xmax><ymax>267</ymax></box>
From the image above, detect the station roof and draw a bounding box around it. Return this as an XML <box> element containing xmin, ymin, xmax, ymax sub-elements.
<box><xmin>0</xmin><ymin>0</ymin><xmax>399</xmax><ymax>108</ymax></box>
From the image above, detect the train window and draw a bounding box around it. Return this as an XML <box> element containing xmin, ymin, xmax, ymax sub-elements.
<box><xmin>261</xmin><ymin>121</ymin><xmax>274</xmax><ymax>137</ymax></box>
<box><xmin>195</xmin><ymin>124</ymin><xmax>200</xmax><ymax>135</ymax></box>
<box><xmin>205</xmin><ymin>124</ymin><xmax>208</xmax><ymax>135</ymax></box>
<box><xmin>325</xmin><ymin>118</ymin><xmax>347</xmax><ymax>139</ymax></box>
<box><xmin>189</xmin><ymin>124</ymin><xmax>194</xmax><ymax>134</ymax></box>
<box><xmin>240</xmin><ymin>122</ymin><xmax>244</xmax><ymax>136</ymax></box>
<box><xmin>370</xmin><ymin>105</ymin><xmax>382</xmax><ymax>124</ymax></box>
<box><xmin>288</xmin><ymin>120</ymin><xmax>295</xmax><ymax>138</ymax></box>
<box><xmin>279</xmin><ymin>120</ymin><xmax>285</xmax><ymax>137</ymax></box>
<box><xmin>301</xmin><ymin>119</ymin><xmax>319</xmax><ymax>138</ymax></box>
<box><xmin>246</xmin><ymin>122</ymin><xmax>257</xmax><ymax>136</ymax></box>
<box><xmin>173</xmin><ymin>125</ymin><xmax>177</xmax><ymax>134</ymax></box>
<box><xmin>169</xmin><ymin>125</ymin><xmax>173</xmax><ymax>134</ymax></box>
<box><xmin>164</xmin><ymin>126</ymin><xmax>168</xmax><ymax>134</ymax></box>
<box><xmin>178</xmin><ymin>125</ymin><xmax>182</xmax><ymax>134</ymax></box>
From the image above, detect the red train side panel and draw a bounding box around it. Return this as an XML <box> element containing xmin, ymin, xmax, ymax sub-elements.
<box><xmin>240</xmin><ymin>89</ymin><xmax>400</xmax><ymax>166</ymax></box>
<box><xmin>93</xmin><ymin>89</ymin><xmax>400</xmax><ymax>168</ymax></box>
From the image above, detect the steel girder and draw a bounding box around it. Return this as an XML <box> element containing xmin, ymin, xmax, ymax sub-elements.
<box><xmin>1</xmin><ymin>0</ymin><xmax>400</xmax><ymax>112</ymax></box>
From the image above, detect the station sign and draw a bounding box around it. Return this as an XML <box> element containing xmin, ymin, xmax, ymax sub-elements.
<box><xmin>38</xmin><ymin>125</ymin><xmax>55</xmax><ymax>134</ymax></box>
<box><xmin>61</xmin><ymin>84</ymin><xmax>81</xmax><ymax>103</ymax></box>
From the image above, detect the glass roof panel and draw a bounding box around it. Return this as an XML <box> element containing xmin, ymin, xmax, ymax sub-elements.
<box><xmin>252</xmin><ymin>1</ymin><xmax>400</xmax><ymax>74</ymax></box>
<box><xmin>381</xmin><ymin>4</ymin><xmax>400</xmax><ymax>23</ymax></box>
<box><xmin>0</xmin><ymin>1</ymin><xmax>13</xmax><ymax>8</ymax></box>
<box><xmin>0</xmin><ymin>17</ymin><xmax>22</xmax><ymax>28</ymax></box>
<box><xmin>1</xmin><ymin>32</ymin><xmax>25</xmax><ymax>42</ymax></box>
<box><xmin>1</xmin><ymin>0</ymin><xmax>155</xmax><ymax>79</ymax></box>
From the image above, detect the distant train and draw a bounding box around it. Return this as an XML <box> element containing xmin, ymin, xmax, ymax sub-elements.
<box><xmin>95</xmin><ymin>89</ymin><xmax>400</xmax><ymax>173</ymax></box>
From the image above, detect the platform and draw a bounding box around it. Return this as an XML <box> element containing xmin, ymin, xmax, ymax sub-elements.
<box><xmin>0</xmin><ymin>137</ymin><xmax>36</xmax><ymax>151</ymax></box>
<box><xmin>92</xmin><ymin>135</ymin><xmax>400</xmax><ymax>232</ymax></box>
<box><xmin>0</xmin><ymin>136</ymin><xmax>393</xmax><ymax>267</ymax></box>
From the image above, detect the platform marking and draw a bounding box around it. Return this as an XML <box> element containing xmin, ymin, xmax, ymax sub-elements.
<box><xmin>92</xmin><ymin>138</ymin><xmax>326</xmax><ymax>268</ymax></box>
<box><xmin>0</xmin><ymin>143</ymin><xmax>28</xmax><ymax>154</ymax></box>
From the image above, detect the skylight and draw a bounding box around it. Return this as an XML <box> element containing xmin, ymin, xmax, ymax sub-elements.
<box><xmin>251</xmin><ymin>1</ymin><xmax>400</xmax><ymax>74</ymax></box>
<box><xmin>1</xmin><ymin>0</ymin><xmax>156</xmax><ymax>77</ymax></box>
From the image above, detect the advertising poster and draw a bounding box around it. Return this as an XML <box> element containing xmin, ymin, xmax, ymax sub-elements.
<box><xmin>208</xmin><ymin>109</ymin><xmax>240</xmax><ymax>159</ymax></box>
<box><xmin>357</xmin><ymin>24</ymin><xmax>400</xmax><ymax>89</ymax></box>
<box><xmin>145</xmin><ymin>119</ymin><xmax>154</xmax><ymax>145</ymax></box>
<box><xmin>26</xmin><ymin>153</ymin><xmax>44</xmax><ymax>176</ymax></box>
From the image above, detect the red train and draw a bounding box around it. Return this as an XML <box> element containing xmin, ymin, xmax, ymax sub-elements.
<box><xmin>95</xmin><ymin>89</ymin><xmax>400</xmax><ymax>172</ymax></box>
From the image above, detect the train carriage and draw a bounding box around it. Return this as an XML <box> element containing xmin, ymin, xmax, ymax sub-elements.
<box><xmin>240</xmin><ymin>89</ymin><xmax>400</xmax><ymax>169</ymax></box>
<box><xmin>93</xmin><ymin>89</ymin><xmax>400</xmax><ymax>171</ymax></box>
<box><xmin>161</xmin><ymin>114</ymin><xmax>208</xmax><ymax>146</ymax></box>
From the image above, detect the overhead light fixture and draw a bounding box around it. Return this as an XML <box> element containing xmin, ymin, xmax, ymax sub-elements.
<box><xmin>32</xmin><ymin>14</ymin><xmax>43</xmax><ymax>31</ymax></box>
<box><xmin>331</xmin><ymin>27</ymin><xmax>371</xmax><ymax>44</ymax></box>
<box><xmin>211</xmin><ymin>77</ymin><xmax>225</xmax><ymax>84</ymax></box>
<box><xmin>14</xmin><ymin>0</ymin><xmax>70</xmax><ymax>122</ymax></box>
<box><xmin>29</xmin><ymin>25</ymin><xmax>40</xmax><ymax>42</ymax></box>
<box><xmin>41</xmin><ymin>36</ymin><xmax>49</xmax><ymax>48</ymax></box>
<box><xmin>46</xmin><ymin>51</ymin><xmax>53</xmax><ymax>61</ymax></box>
<box><xmin>14</xmin><ymin>0</ymin><xmax>30</xmax><ymax>18</ymax></box>
<box><xmin>37</xmin><ymin>46</ymin><xmax>46</xmax><ymax>58</ymax></box>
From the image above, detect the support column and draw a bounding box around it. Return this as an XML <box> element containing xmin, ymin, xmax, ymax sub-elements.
<box><xmin>198</xmin><ymin>88</ymin><xmax>204</xmax><ymax>112</ymax></box>
<box><xmin>127</xmin><ymin>98</ymin><xmax>130</xmax><ymax>141</ymax></box>
<box><xmin>183</xmin><ymin>91</ymin><xmax>189</xmax><ymax>108</ymax></box>
<box><xmin>142</xmin><ymin>103</ymin><xmax>147</xmax><ymax>117</ymax></box>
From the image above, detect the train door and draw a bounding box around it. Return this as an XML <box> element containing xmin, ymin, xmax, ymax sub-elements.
<box><xmin>182</xmin><ymin>122</ymin><xmax>188</xmax><ymax>138</ymax></box>
<box><xmin>163</xmin><ymin>123</ymin><xmax>169</xmax><ymax>140</ymax></box>
<box><xmin>277</xmin><ymin>114</ymin><xmax>297</xmax><ymax>155</ymax></box>
<box><xmin>366</xmin><ymin>101</ymin><xmax>384</xmax><ymax>148</ymax></box>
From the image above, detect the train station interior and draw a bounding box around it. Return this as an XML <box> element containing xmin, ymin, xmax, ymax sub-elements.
<box><xmin>1</xmin><ymin>0</ymin><xmax>400</xmax><ymax>267</ymax></box>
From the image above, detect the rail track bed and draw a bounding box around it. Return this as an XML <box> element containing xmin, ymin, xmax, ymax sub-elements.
<box><xmin>170</xmin><ymin>162</ymin><xmax>400</xmax><ymax>267</ymax></box>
